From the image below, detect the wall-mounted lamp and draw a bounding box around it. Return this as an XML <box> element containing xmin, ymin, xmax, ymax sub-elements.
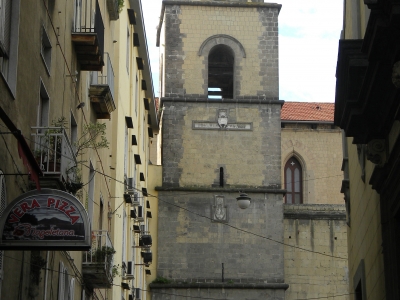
<box><xmin>236</xmin><ymin>193</ymin><xmax>251</xmax><ymax>209</ymax></box>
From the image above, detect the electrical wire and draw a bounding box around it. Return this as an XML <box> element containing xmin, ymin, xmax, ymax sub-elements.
<box><xmin>41</xmin><ymin>0</ymin><xmax>111</xmax><ymax>199</ymax></box>
<box><xmin>0</xmin><ymin>134</ymin><xmax>29</xmax><ymax>193</ymax></box>
<box><xmin>0</xmin><ymin>1</ymin><xmax>349</xmax><ymax>299</ymax></box>
<box><xmin>3</xmin><ymin>253</ymin><xmax>353</xmax><ymax>300</ymax></box>
<box><xmin>7</xmin><ymin>128</ymin><xmax>347</xmax><ymax>259</ymax></box>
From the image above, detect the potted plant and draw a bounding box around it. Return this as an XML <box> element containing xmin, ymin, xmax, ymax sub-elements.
<box><xmin>93</xmin><ymin>246</ymin><xmax>116</xmax><ymax>264</ymax></box>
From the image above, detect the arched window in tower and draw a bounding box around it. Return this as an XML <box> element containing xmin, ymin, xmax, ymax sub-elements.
<box><xmin>284</xmin><ymin>157</ymin><xmax>303</xmax><ymax>204</ymax></box>
<box><xmin>208</xmin><ymin>45</ymin><xmax>234</xmax><ymax>99</ymax></box>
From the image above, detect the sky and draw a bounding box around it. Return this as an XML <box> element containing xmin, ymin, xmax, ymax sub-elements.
<box><xmin>141</xmin><ymin>0</ymin><xmax>343</xmax><ymax>103</ymax></box>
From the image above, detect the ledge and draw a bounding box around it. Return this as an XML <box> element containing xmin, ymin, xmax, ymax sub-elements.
<box><xmin>149</xmin><ymin>282</ymin><xmax>289</xmax><ymax>290</ymax></box>
<box><xmin>163</xmin><ymin>1</ymin><xmax>282</xmax><ymax>11</ymax></box>
<box><xmin>155</xmin><ymin>186</ymin><xmax>286</xmax><ymax>194</ymax></box>
<box><xmin>161</xmin><ymin>97</ymin><xmax>284</xmax><ymax>105</ymax></box>
<box><xmin>284</xmin><ymin>204</ymin><xmax>346</xmax><ymax>220</ymax></box>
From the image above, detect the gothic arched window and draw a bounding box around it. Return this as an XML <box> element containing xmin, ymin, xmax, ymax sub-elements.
<box><xmin>284</xmin><ymin>157</ymin><xmax>303</xmax><ymax>204</ymax></box>
<box><xmin>208</xmin><ymin>44</ymin><xmax>234</xmax><ymax>99</ymax></box>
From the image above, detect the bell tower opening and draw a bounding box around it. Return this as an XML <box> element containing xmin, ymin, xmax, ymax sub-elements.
<box><xmin>208</xmin><ymin>44</ymin><xmax>234</xmax><ymax>99</ymax></box>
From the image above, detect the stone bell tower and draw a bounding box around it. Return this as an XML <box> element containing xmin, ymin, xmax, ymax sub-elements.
<box><xmin>151</xmin><ymin>0</ymin><xmax>287</xmax><ymax>299</ymax></box>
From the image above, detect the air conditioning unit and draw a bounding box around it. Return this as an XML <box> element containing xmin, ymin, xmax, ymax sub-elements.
<box><xmin>132</xmin><ymin>192</ymin><xmax>140</xmax><ymax>206</ymax></box>
<box><xmin>136</xmin><ymin>206</ymin><xmax>144</xmax><ymax>222</ymax></box>
<box><xmin>123</xmin><ymin>261</ymin><xmax>134</xmax><ymax>279</ymax></box>
<box><xmin>127</xmin><ymin>177</ymin><xmax>135</xmax><ymax>194</ymax></box>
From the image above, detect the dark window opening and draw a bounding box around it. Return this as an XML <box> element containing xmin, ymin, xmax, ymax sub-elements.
<box><xmin>208</xmin><ymin>45</ymin><xmax>234</xmax><ymax>99</ymax></box>
<box><xmin>284</xmin><ymin>157</ymin><xmax>303</xmax><ymax>204</ymax></box>
<box><xmin>355</xmin><ymin>281</ymin><xmax>363</xmax><ymax>300</ymax></box>
<box><xmin>219</xmin><ymin>167</ymin><xmax>224</xmax><ymax>187</ymax></box>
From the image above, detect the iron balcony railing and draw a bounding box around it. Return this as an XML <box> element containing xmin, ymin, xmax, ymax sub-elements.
<box><xmin>91</xmin><ymin>52</ymin><xmax>114</xmax><ymax>100</ymax></box>
<box><xmin>83</xmin><ymin>230</ymin><xmax>114</xmax><ymax>282</ymax></box>
<box><xmin>31</xmin><ymin>127</ymin><xmax>77</xmax><ymax>179</ymax></box>
<box><xmin>73</xmin><ymin>0</ymin><xmax>104</xmax><ymax>57</ymax></box>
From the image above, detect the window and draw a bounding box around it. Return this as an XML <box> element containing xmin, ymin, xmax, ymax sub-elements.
<box><xmin>126</xmin><ymin>28</ymin><xmax>130</xmax><ymax>73</ymax></box>
<box><xmin>0</xmin><ymin>0</ymin><xmax>19</xmax><ymax>94</ymax></box>
<box><xmin>124</xmin><ymin>125</ymin><xmax>128</xmax><ymax>175</ymax></box>
<box><xmin>0</xmin><ymin>171</ymin><xmax>6</xmax><ymax>293</ymax></box>
<box><xmin>99</xmin><ymin>195</ymin><xmax>104</xmax><ymax>230</ymax></box>
<box><xmin>41</xmin><ymin>26</ymin><xmax>52</xmax><ymax>73</ymax></box>
<box><xmin>38</xmin><ymin>80</ymin><xmax>50</xmax><ymax>128</ymax></box>
<box><xmin>88</xmin><ymin>162</ymin><xmax>95</xmax><ymax>226</ymax></box>
<box><xmin>58</xmin><ymin>261</ymin><xmax>73</xmax><ymax>300</ymax></box>
<box><xmin>208</xmin><ymin>44</ymin><xmax>234</xmax><ymax>99</ymax></box>
<box><xmin>135</xmin><ymin>75</ymin><xmax>138</xmax><ymax>115</ymax></box>
<box><xmin>284</xmin><ymin>157</ymin><xmax>303</xmax><ymax>204</ymax></box>
<box><xmin>0</xmin><ymin>0</ymin><xmax>11</xmax><ymax>58</ymax></box>
<box><xmin>353</xmin><ymin>260</ymin><xmax>366</xmax><ymax>300</ymax></box>
<box><xmin>355</xmin><ymin>281</ymin><xmax>363</xmax><ymax>300</ymax></box>
<box><xmin>142</xmin><ymin>114</ymin><xmax>145</xmax><ymax>151</ymax></box>
<box><xmin>122</xmin><ymin>210</ymin><xmax>127</xmax><ymax>263</ymax></box>
<box><xmin>70</xmin><ymin>112</ymin><xmax>77</xmax><ymax>154</ymax></box>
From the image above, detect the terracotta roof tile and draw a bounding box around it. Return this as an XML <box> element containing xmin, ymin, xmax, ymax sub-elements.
<box><xmin>281</xmin><ymin>102</ymin><xmax>334</xmax><ymax>122</ymax></box>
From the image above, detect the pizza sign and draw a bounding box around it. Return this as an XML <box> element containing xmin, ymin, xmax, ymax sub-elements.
<box><xmin>0</xmin><ymin>189</ymin><xmax>91</xmax><ymax>250</ymax></box>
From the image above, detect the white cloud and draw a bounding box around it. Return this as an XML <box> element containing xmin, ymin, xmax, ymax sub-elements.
<box><xmin>142</xmin><ymin>0</ymin><xmax>343</xmax><ymax>102</ymax></box>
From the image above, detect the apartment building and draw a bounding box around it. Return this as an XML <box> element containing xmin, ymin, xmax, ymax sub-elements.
<box><xmin>0</xmin><ymin>0</ymin><xmax>158</xmax><ymax>299</ymax></box>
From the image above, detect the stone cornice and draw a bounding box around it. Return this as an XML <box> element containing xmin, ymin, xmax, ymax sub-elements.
<box><xmin>156</xmin><ymin>186</ymin><xmax>286</xmax><ymax>194</ymax></box>
<box><xmin>157</xmin><ymin>1</ymin><xmax>282</xmax><ymax>46</ymax></box>
<box><xmin>149</xmin><ymin>282</ymin><xmax>289</xmax><ymax>290</ymax></box>
<box><xmin>163</xmin><ymin>1</ymin><xmax>282</xmax><ymax>10</ymax></box>
<box><xmin>284</xmin><ymin>204</ymin><xmax>346</xmax><ymax>220</ymax></box>
<box><xmin>161</xmin><ymin>97</ymin><xmax>284</xmax><ymax>105</ymax></box>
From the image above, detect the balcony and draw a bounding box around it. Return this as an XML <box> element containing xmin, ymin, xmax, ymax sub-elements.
<box><xmin>31</xmin><ymin>126</ymin><xmax>77</xmax><ymax>190</ymax></box>
<box><xmin>72</xmin><ymin>0</ymin><xmax>104</xmax><ymax>71</ymax></box>
<box><xmin>89</xmin><ymin>53</ymin><xmax>116</xmax><ymax>119</ymax></box>
<box><xmin>82</xmin><ymin>230</ymin><xmax>114</xmax><ymax>289</ymax></box>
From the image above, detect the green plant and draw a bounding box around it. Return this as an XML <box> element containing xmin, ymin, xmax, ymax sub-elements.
<box><xmin>227</xmin><ymin>280</ymin><xmax>234</xmax><ymax>284</ymax></box>
<box><xmin>118</xmin><ymin>0</ymin><xmax>124</xmax><ymax>13</ymax></box>
<box><xmin>93</xmin><ymin>246</ymin><xmax>116</xmax><ymax>263</ymax></box>
<box><xmin>64</xmin><ymin>122</ymin><xmax>108</xmax><ymax>194</ymax></box>
<box><xmin>153</xmin><ymin>276</ymin><xmax>171</xmax><ymax>284</ymax></box>
<box><xmin>74</xmin><ymin>122</ymin><xmax>109</xmax><ymax>157</ymax></box>
<box><xmin>112</xmin><ymin>264</ymin><xmax>120</xmax><ymax>278</ymax></box>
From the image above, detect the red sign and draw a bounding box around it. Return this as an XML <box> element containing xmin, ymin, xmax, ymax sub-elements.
<box><xmin>0</xmin><ymin>189</ymin><xmax>91</xmax><ymax>250</ymax></box>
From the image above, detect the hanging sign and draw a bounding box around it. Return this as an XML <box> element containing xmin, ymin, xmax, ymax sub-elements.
<box><xmin>0</xmin><ymin>189</ymin><xmax>91</xmax><ymax>250</ymax></box>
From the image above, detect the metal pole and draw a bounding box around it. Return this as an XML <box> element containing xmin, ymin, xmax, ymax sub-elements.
<box><xmin>222</xmin><ymin>263</ymin><xmax>224</xmax><ymax>282</ymax></box>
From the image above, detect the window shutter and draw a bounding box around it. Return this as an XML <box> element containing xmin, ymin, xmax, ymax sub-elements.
<box><xmin>58</xmin><ymin>262</ymin><xmax>65</xmax><ymax>300</ymax></box>
<box><xmin>68</xmin><ymin>277</ymin><xmax>75</xmax><ymax>300</ymax></box>
<box><xmin>0</xmin><ymin>0</ymin><xmax>12</xmax><ymax>57</ymax></box>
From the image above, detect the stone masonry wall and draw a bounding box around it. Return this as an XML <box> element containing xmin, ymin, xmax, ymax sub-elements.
<box><xmin>150</xmin><ymin>287</ymin><xmax>285</xmax><ymax>300</ymax></box>
<box><xmin>163</xmin><ymin>3</ymin><xmax>279</xmax><ymax>98</ymax></box>
<box><xmin>157</xmin><ymin>191</ymin><xmax>284</xmax><ymax>282</ymax></box>
<box><xmin>281</xmin><ymin>127</ymin><xmax>343</xmax><ymax>204</ymax></box>
<box><xmin>162</xmin><ymin>101</ymin><xmax>282</xmax><ymax>188</ymax></box>
<box><xmin>284</xmin><ymin>204</ymin><xmax>349</xmax><ymax>300</ymax></box>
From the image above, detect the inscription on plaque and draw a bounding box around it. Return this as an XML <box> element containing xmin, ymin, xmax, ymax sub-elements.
<box><xmin>193</xmin><ymin>109</ymin><xmax>252</xmax><ymax>131</ymax></box>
